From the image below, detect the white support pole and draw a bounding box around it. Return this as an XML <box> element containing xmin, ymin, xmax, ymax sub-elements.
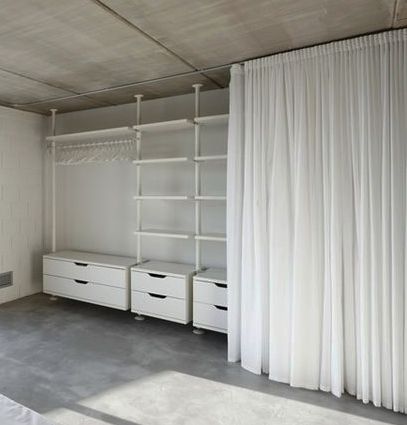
<box><xmin>50</xmin><ymin>108</ymin><xmax>58</xmax><ymax>253</ymax></box>
<box><xmin>193</xmin><ymin>84</ymin><xmax>203</xmax><ymax>271</ymax></box>
<box><xmin>134</xmin><ymin>95</ymin><xmax>143</xmax><ymax>264</ymax></box>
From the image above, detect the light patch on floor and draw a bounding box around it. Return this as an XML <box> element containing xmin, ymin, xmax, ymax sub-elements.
<box><xmin>44</xmin><ymin>370</ymin><xmax>391</xmax><ymax>425</ymax></box>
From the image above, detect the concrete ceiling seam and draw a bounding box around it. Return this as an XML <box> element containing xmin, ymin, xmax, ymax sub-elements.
<box><xmin>89</xmin><ymin>0</ymin><xmax>224</xmax><ymax>89</ymax></box>
<box><xmin>12</xmin><ymin>63</ymin><xmax>232</xmax><ymax>109</ymax></box>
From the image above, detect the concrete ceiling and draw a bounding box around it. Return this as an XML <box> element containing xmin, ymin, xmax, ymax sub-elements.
<box><xmin>0</xmin><ymin>0</ymin><xmax>404</xmax><ymax>114</ymax></box>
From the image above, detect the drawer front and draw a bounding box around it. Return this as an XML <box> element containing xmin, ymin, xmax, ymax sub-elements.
<box><xmin>44</xmin><ymin>275</ymin><xmax>128</xmax><ymax>310</ymax></box>
<box><xmin>194</xmin><ymin>280</ymin><xmax>227</xmax><ymax>307</ymax></box>
<box><xmin>131</xmin><ymin>271</ymin><xmax>186</xmax><ymax>299</ymax></box>
<box><xmin>131</xmin><ymin>290</ymin><xmax>188</xmax><ymax>322</ymax></box>
<box><xmin>43</xmin><ymin>258</ymin><xmax>127</xmax><ymax>289</ymax></box>
<box><xmin>193</xmin><ymin>302</ymin><xmax>227</xmax><ymax>332</ymax></box>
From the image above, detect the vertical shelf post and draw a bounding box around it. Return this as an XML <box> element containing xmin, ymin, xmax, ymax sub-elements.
<box><xmin>193</xmin><ymin>84</ymin><xmax>203</xmax><ymax>271</ymax></box>
<box><xmin>50</xmin><ymin>108</ymin><xmax>58</xmax><ymax>253</ymax></box>
<box><xmin>134</xmin><ymin>94</ymin><xmax>144</xmax><ymax>264</ymax></box>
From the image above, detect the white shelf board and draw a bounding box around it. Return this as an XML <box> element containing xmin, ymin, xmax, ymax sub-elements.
<box><xmin>132</xmin><ymin>260</ymin><xmax>196</xmax><ymax>277</ymax></box>
<box><xmin>43</xmin><ymin>250</ymin><xmax>137</xmax><ymax>269</ymax></box>
<box><xmin>46</xmin><ymin>127</ymin><xmax>136</xmax><ymax>143</ymax></box>
<box><xmin>194</xmin><ymin>155</ymin><xmax>227</xmax><ymax>162</ymax></box>
<box><xmin>194</xmin><ymin>268</ymin><xmax>227</xmax><ymax>284</ymax></box>
<box><xmin>195</xmin><ymin>233</ymin><xmax>227</xmax><ymax>242</ymax></box>
<box><xmin>134</xmin><ymin>119</ymin><xmax>193</xmax><ymax>133</ymax></box>
<box><xmin>133</xmin><ymin>157</ymin><xmax>191</xmax><ymax>165</ymax></box>
<box><xmin>194</xmin><ymin>114</ymin><xmax>229</xmax><ymax>125</ymax></box>
<box><xmin>134</xmin><ymin>229</ymin><xmax>194</xmax><ymax>239</ymax></box>
<box><xmin>133</xmin><ymin>195</ymin><xmax>193</xmax><ymax>201</ymax></box>
<box><xmin>195</xmin><ymin>195</ymin><xmax>226</xmax><ymax>201</ymax></box>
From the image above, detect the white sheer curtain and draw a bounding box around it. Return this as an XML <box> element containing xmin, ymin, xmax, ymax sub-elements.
<box><xmin>227</xmin><ymin>29</ymin><xmax>407</xmax><ymax>413</ymax></box>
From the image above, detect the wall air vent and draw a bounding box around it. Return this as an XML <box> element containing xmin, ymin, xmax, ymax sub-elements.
<box><xmin>0</xmin><ymin>271</ymin><xmax>13</xmax><ymax>289</ymax></box>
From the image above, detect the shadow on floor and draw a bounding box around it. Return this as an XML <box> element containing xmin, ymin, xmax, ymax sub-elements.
<box><xmin>0</xmin><ymin>294</ymin><xmax>404</xmax><ymax>425</ymax></box>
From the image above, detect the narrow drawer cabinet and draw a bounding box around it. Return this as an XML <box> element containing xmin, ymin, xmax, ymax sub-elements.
<box><xmin>43</xmin><ymin>250</ymin><xmax>137</xmax><ymax>310</ymax></box>
<box><xmin>193</xmin><ymin>268</ymin><xmax>227</xmax><ymax>333</ymax></box>
<box><xmin>131</xmin><ymin>261</ymin><xmax>196</xmax><ymax>324</ymax></box>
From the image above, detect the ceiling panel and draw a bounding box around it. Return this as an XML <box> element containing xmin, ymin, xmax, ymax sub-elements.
<box><xmin>0</xmin><ymin>69</ymin><xmax>73</xmax><ymax>105</ymax></box>
<box><xmin>102</xmin><ymin>0</ymin><xmax>396</xmax><ymax>68</ymax></box>
<box><xmin>0</xmin><ymin>0</ymin><xmax>192</xmax><ymax>95</ymax></box>
<box><xmin>394</xmin><ymin>0</ymin><xmax>407</xmax><ymax>27</ymax></box>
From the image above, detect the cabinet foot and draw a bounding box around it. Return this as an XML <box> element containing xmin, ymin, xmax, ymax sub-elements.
<box><xmin>193</xmin><ymin>327</ymin><xmax>205</xmax><ymax>335</ymax></box>
<box><xmin>134</xmin><ymin>314</ymin><xmax>145</xmax><ymax>321</ymax></box>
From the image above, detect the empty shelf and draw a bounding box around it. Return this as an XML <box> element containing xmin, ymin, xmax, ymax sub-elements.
<box><xmin>195</xmin><ymin>196</ymin><xmax>226</xmax><ymax>201</ymax></box>
<box><xmin>132</xmin><ymin>260</ymin><xmax>196</xmax><ymax>277</ymax></box>
<box><xmin>133</xmin><ymin>157</ymin><xmax>191</xmax><ymax>165</ymax></box>
<box><xmin>134</xmin><ymin>119</ymin><xmax>193</xmax><ymax>133</ymax></box>
<box><xmin>46</xmin><ymin>126</ymin><xmax>137</xmax><ymax>143</ymax></box>
<box><xmin>194</xmin><ymin>155</ymin><xmax>227</xmax><ymax>162</ymax></box>
<box><xmin>194</xmin><ymin>114</ymin><xmax>229</xmax><ymax>125</ymax></box>
<box><xmin>134</xmin><ymin>229</ymin><xmax>194</xmax><ymax>239</ymax></box>
<box><xmin>195</xmin><ymin>233</ymin><xmax>227</xmax><ymax>242</ymax></box>
<box><xmin>194</xmin><ymin>268</ymin><xmax>227</xmax><ymax>284</ymax></box>
<box><xmin>133</xmin><ymin>195</ymin><xmax>193</xmax><ymax>201</ymax></box>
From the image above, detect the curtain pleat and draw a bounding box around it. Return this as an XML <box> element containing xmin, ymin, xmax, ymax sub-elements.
<box><xmin>227</xmin><ymin>64</ymin><xmax>245</xmax><ymax>363</ymax></box>
<box><xmin>227</xmin><ymin>29</ymin><xmax>407</xmax><ymax>413</ymax></box>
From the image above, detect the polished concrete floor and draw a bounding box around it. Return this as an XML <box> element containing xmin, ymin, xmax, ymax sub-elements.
<box><xmin>0</xmin><ymin>294</ymin><xmax>405</xmax><ymax>425</ymax></box>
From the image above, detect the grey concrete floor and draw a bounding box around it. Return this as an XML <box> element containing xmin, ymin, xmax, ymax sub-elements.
<box><xmin>0</xmin><ymin>294</ymin><xmax>405</xmax><ymax>425</ymax></box>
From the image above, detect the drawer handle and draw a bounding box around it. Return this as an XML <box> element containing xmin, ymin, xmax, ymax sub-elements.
<box><xmin>214</xmin><ymin>283</ymin><xmax>227</xmax><ymax>288</ymax></box>
<box><xmin>214</xmin><ymin>305</ymin><xmax>227</xmax><ymax>311</ymax></box>
<box><xmin>148</xmin><ymin>293</ymin><xmax>167</xmax><ymax>299</ymax></box>
<box><xmin>74</xmin><ymin>279</ymin><xmax>89</xmax><ymax>285</ymax></box>
<box><xmin>148</xmin><ymin>273</ymin><xmax>166</xmax><ymax>279</ymax></box>
<box><xmin>74</xmin><ymin>262</ymin><xmax>88</xmax><ymax>267</ymax></box>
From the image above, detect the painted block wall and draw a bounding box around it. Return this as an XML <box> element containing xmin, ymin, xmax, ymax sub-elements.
<box><xmin>48</xmin><ymin>88</ymin><xmax>229</xmax><ymax>268</ymax></box>
<box><xmin>0</xmin><ymin>106</ymin><xmax>44</xmax><ymax>304</ymax></box>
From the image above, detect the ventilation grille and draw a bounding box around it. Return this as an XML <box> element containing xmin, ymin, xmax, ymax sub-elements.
<box><xmin>0</xmin><ymin>271</ymin><xmax>13</xmax><ymax>289</ymax></box>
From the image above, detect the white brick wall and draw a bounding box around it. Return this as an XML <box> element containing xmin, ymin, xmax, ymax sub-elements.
<box><xmin>0</xmin><ymin>106</ymin><xmax>45</xmax><ymax>305</ymax></box>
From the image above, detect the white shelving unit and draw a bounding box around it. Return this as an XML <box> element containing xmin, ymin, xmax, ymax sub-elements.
<box><xmin>132</xmin><ymin>86</ymin><xmax>228</xmax><ymax>270</ymax></box>
<box><xmin>45</xmin><ymin>87</ymin><xmax>228</xmax><ymax>332</ymax></box>
<box><xmin>131</xmin><ymin>86</ymin><xmax>228</xmax><ymax>330</ymax></box>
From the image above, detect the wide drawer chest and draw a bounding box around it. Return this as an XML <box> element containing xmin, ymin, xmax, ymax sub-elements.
<box><xmin>131</xmin><ymin>260</ymin><xmax>196</xmax><ymax>324</ymax></box>
<box><xmin>43</xmin><ymin>250</ymin><xmax>137</xmax><ymax>310</ymax></box>
<box><xmin>193</xmin><ymin>268</ymin><xmax>227</xmax><ymax>333</ymax></box>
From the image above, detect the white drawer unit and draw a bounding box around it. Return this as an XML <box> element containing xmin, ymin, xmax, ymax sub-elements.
<box><xmin>131</xmin><ymin>260</ymin><xmax>196</xmax><ymax>324</ymax></box>
<box><xmin>193</xmin><ymin>268</ymin><xmax>227</xmax><ymax>333</ymax></box>
<box><xmin>132</xmin><ymin>291</ymin><xmax>188</xmax><ymax>323</ymax></box>
<box><xmin>193</xmin><ymin>302</ymin><xmax>228</xmax><ymax>332</ymax></box>
<box><xmin>43</xmin><ymin>250</ymin><xmax>137</xmax><ymax>311</ymax></box>
<box><xmin>44</xmin><ymin>275</ymin><xmax>128</xmax><ymax>310</ymax></box>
